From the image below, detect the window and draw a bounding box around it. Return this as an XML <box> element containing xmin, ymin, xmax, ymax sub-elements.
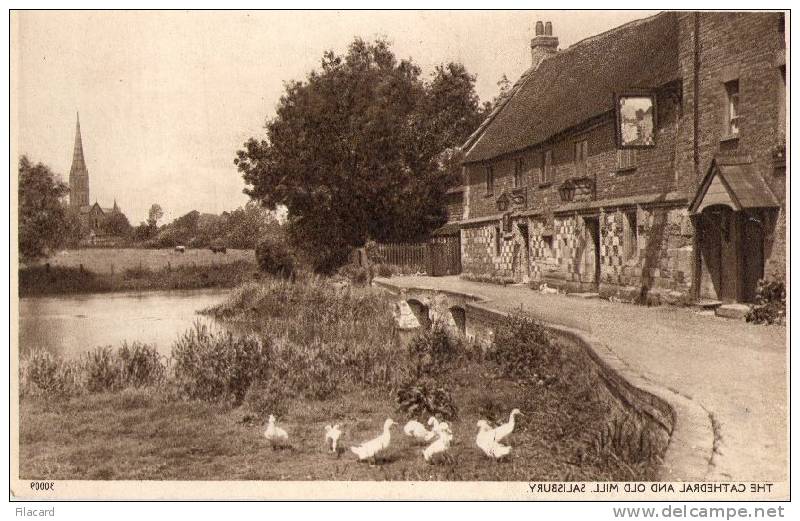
<box><xmin>494</xmin><ymin>226</ymin><xmax>501</xmax><ymax>255</ymax></box>
<box><xmin>623</xmin><ymin>211</ymin><xmax>638</xmax><ymax>261</ymax></box>
<box><xmin>541</xmin><ymin>150</ymin><xmax>553</xmax><ymax>184</ymax></box>
<box><xmin>616</xmin><ymin>94</ymin><xmax>656</xmax><ymax>147</ymax></box>
<box><xmin>513</xmin><ymin>158</ymin><xmax>526</xmax><ymax>188</ymax></box>
<box><xmin>724</xmin><ymin>80</ymin><xmax>740</xmax><ymax>137</ymax></box>
<box><xmin>574</xmin><ymin>140</ymin><xmax>588</xmax><ymax>175</ymax></box>
<box><xmin>616</xmin><ymin>149</ymin><xmax>637</xmax><ymax>171</ymax></box>
<box><xmin>485</xmin><ymin>166</ymin><xmax>494</xmax><ymax>194</ymax></box>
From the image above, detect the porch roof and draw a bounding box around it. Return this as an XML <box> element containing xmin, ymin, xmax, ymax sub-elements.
<box><xmin>689</xmin><ymin>155</ymin><xmax>779</xmax><ymax>214</ymax></box>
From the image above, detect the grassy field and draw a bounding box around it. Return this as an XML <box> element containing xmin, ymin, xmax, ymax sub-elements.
<box><xmin>38</xmin><ymin>248</ymin><xmax>255</xmax><ymax>274</ymax></box>
<box><xmin>18</xmin><ymin>248</ymin><xmax>257</xmax><ymax>296</ymax></box>
<box><xmin>19</xmin><ymin>277</ymin><xmax>667</xmax><ymax>481</ymax></box>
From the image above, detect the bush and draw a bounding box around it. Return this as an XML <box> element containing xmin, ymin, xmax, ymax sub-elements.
<box><xmin>255</xmin><ymin>234</ymin><xmax>295</xmax><ymax>278</ymax></box>
<box><xmin>746</xmin><ymin>280</ymin><xmax>786</xmax><ymax>325</ymax></box>
<box><xmin>84</xmin><ymin>346</ymin><xmax>123</xmax><ymax>392</ymax></box>
<box><xmin>407</xmin><ymin>324</ymin><xmax>462</xmax><ymax>377</ymax></box>
<box><xmin>374</xmin><ymin>263</ymin><xmax>396</xmax><ymax>278</ymax></box>
<box><xmin>20</xmin><ymin>350</ymin><xmax>84</xmax><ymax>397</ymax></box>
<box><xmin>117</xmin><ymin>342</ymin><xmax>166</xmax><ymax>388</ymax></box>
<box><xmin>170</xmin><ymin>322</ymin><xmax>272</xmax><ymax>404</ymax></box>
<box><xmin>396</xmin><ymin>380</ymin><xmax>458</xmax><ymax>420</ymax></box>
<box><xmin>337</xmin><ymin>264</ymin><xmax>372</xmax><ymax>286</ymax></box>
<box><xmin>489</xmin><ymin>311</ymin><xmax>560</xmax><ymax>382</ymax></box>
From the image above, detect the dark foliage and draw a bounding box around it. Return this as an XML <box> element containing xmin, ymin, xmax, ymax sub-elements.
<box><xmin>488</xmin><ymin>311</ymin><xmax>561</xmax><ymax>383</ymax></box>
<box><xmin>746</xmin><ymin>280</ymin><xmax>786</xmax><ymax>325</ymax></box>
<box><xmin>255</xmin><ymin>233</ymin><xmax>295</xmax><ymax>278</ymax></box>
<box><xmin>396</xmin><ymin>380</ymin><xmax>458</xmax><ymax>420</ymax></box>
<box><xmin>407</xmin><ymin>324</ymin><xmax>462</xmax><ymax>377</ymax></box>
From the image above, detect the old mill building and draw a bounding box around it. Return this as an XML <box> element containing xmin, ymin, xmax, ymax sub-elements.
<box><xmin>448</xmin><ymin>12</ymin><xmax>786</xmax><ymax>305</ymax></box>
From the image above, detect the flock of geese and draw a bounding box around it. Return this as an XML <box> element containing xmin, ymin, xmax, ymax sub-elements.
<box><xmin>264</xmin><ymin>409</ymin><xmax>523</xmax><ymax>464</ymax></box>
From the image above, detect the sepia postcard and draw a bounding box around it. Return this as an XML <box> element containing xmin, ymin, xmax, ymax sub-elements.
<box><xmin>9</xmin><ymin>8</ymin><xmax>790</xmax><ymax>502</ymax></box>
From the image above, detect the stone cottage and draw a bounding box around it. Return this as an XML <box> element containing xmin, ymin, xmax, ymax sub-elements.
<box><xmin>455</xmin><ymin>12</ymin><xmax>786</xmax><ymax>304</ymax></box>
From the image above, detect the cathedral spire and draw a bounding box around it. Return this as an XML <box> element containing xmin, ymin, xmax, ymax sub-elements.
<box><xmin>69</xmin><ymin>111</ymin><xmax>90</xmax><ymax>207</ymax></box>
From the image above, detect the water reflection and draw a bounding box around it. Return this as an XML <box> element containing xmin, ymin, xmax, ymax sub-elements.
<box><xmin>19</xmin><ymin>289</ymin><xmax>233</xmax><ymax>360</ymax></box>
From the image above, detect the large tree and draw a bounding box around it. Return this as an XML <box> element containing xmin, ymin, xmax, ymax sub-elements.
<box><xmin>17</xmin><ymin>156</ymin><xmax>71</xmax><ymax>260</ymax></box>
<box><xmin>235</xmin><ymin>38</ymin><xmax>484</xmax><ymax>271</ymax></box>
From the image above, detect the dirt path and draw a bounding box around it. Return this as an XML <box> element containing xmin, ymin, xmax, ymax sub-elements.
<box><xmin>381</xmin><ymin>276</ymin><xmax>787</xmax><ymax>482</ymax></box>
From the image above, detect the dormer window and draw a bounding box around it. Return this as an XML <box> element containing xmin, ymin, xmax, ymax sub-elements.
<box><xmin>724</xmin><ymin>80</ymin><xmax>740</xmax><ymax>138</ymax></box>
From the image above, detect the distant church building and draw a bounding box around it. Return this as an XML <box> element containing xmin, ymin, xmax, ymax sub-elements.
<box><xmin>68</xmin><ymin>113</ymin><xmax>125</xmax><ymax>241</ymax></box>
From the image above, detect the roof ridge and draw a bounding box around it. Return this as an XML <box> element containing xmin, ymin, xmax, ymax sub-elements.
<box><xmin>563</xmin><ymin>11</ymin><xmax>668</xmax><ymax>52</ymax></box>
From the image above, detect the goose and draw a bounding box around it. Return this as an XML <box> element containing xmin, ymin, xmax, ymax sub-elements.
<box><xmin>403</xmin><ymin>419</ymin><xmax>434</xmax><ymax>443</ymax></box>
<box><xmin>476</xmin><ymin>420</ymin><xmax>511</xmax><ymax>460</ymax></box>
<box><xmin>427</xmin><ymin>416</ymin><xmax>440</xmax><ymax>430</ymax></box>
<box><xmin>264</xmin><ymin>414</ymin><xmax>289</xmax><ymax>447</ymax></box>
<box><xmin>324</xmin><ymin>424</ymin><xmax>342</xmax><ymax>453</ymax></box>
<box><xmin>423</xmin><ymin>423</ymin><xmax>453</xmax><ymax>463</ymax></box>
<box><xmin>351</xmin><ymin>418</ymin><xmax>396</xmax><ymax>463</ymax></box>
<box><xmin>492</xmin><ymin>408</ymin><xmax>523</xmax><ymax>442</ymax></box>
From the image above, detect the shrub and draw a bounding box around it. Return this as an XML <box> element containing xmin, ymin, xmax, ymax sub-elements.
<box><xmin>746</xmin><ymin>280</ymin><xmax>786</xmax><ymax>325</ymax></box>
<box><xmin>117</xmin><ymin>342</ymin><xmax>166</xmax><ymax>387</ymax></box>
<box><xmin>374</xmin><ymin>263</ymin><xmax>396</xmax><ymax>278</ymax></box>
<box><xmin>396</xmin><ymin>380</ymin><xmax>458</xmax><ymax>420</ymax></box>
<box><xmin>20</xmin><ymin>350</ymin><xmax>84</xmax><ymax>397</ymax></box>
<box><xmin>84</xmin><ymin>346</ymin><xmax>122</xmax><ymax>392</ymax></box>
<box><xmin>255</xmin><ymin>234</ymin><xmax>295</xmax><ymax>278</ymax></box>
<box><xmin>242</xmin><ymin>378</ymin><xmax>289</xmax><ymax>419</ymax></box>
<box><xmin>337</xmin><ymin>264</ymin><xmax>372</xmax><ymax>286</ymax></box>
<box><xmin>407</xmin><ymin>324</ymin><xmax>462</xmax><ymax>377</ymax></box>
<box><xmin>170</xmin><ymin>322</ymin><xmax>272</xmax><ymax>404</ymax></box>
<box><xmin>489</xmin><ymin>311</ymin><xmax>560</xmax><ymax>382</ymax></box>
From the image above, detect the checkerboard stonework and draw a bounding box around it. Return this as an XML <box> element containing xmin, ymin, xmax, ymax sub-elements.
<box><xmin>460</xmin><ymin>205</ymin><xmax>695</xmax><ymax>304</ymax></box>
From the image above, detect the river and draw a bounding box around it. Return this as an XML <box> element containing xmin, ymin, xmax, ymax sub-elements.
<box><xmin>18</xmin><ymin>289</ymin><xmax>232</xmax><ymax>360</ymax></box>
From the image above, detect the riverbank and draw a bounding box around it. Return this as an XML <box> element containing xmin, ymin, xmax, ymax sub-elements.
<box><xmin>18</xmin><ymin>261</ymin><xmax>256</xmax><ymax>296</ymax></box>
<box><xmin>18</xmin><ymin>277</ymin><xmax>666</xmax><ymax>482</ymax></box>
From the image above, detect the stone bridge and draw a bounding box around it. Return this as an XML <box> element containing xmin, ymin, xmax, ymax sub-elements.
<box><xmin>374</xmin><ymin>278</ymin><xmax>715</xmax><ymax>483</ymax></box>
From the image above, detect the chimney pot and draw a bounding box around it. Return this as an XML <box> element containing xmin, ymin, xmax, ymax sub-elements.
<box><xmin>530</xmin><ymin>23</ymin><xmax>559</xmax><ymax>69</ymax></box>
<box><xmin>545</xmin><ymin>21</ymin><xmax>553</xmax><ymax>36</ymax></box>
<box><xmin>535</xmin><ymin>21</ymin><xmax>544</xmax><ymax>36</ymax></box>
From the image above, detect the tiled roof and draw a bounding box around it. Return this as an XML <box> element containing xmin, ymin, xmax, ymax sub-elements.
<box><xmin>690</xmin><ymin>154</ymin><xmax>779</xmax><ymax>213</ymax></box>
<box><xmin>464</xmin><ymin>12</ymin><xmax>680</xmax><ymax>164</ymax></box>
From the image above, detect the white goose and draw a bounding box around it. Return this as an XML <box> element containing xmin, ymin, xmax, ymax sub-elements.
<box><xmin>403</xmin><ymin>419</ymin><xmax>435</xmax><ymax>443</ymax></box>
<box><xmin>264</xmin><ymin>414</ymin><xmax>289</xmax><ymax>446</ymax></box>
<box><xmin>423</xmin><ymin>422</ymin><xmax>454</xmax><ymax>463</ymax></box>
<box><xmin>351</xmin><ymin>418</ymin><xmax>396</xmax><ymax>463</ymax></box>
<box><xmin>476</xmin><ymin>420</ymin><xmax>511</xmax><ymax>460</ymax></box>
<box><xmin>427</xmin><ymin>416</ymin><xmax>440</xmax><ymax>430</ymax></box>
<box><xmin>489</xmin><ymin>409</ymin><xmax>523</xmax><ymax>442</ymax></box>
<box><xmin>324</xmin><ymin>424</ymin><xmax>342</xmax><ymax>453</ymax></box>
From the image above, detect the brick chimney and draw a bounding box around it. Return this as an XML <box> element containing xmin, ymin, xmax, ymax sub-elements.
<box><xmin>531</xmin><ymin>20</ymin><xmax>559</xmax><ymax>69</ymax></box>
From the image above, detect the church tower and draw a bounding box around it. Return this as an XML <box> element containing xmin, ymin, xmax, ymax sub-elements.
<box><xmin>69</xmin><ymin>112</ymin><xmax>90</xmax><ymax>208</ymax></box>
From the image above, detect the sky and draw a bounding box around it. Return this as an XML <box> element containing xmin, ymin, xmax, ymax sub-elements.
<box><xmin>12</xmin><ymin>10</ymin><xmax>658</xmax><ymax>224</ymax></box>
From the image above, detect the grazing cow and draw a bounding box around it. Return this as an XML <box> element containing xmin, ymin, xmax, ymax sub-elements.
<box><xmin>175</xmin><ymin>245</ymin><xmax>186</xmax><ymax>254</ymax></box>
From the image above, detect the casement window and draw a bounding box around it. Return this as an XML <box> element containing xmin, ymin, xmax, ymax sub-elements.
<box><xmin>513</xmin><ymin>157</ymin><xmax>526</xmax><ymax>188</ymax></box>
<box><xmin>574</xmin><ymin>140</ymin><xmax>588</xmax><ymax>176</ymax></box>
<box><xmin>485</xmin><ymin>165</ymin><xmax>494</xmax><ymax>194</ymax></box>
<box><xmin>616</xmin><ymin>149</ymin><xmax>637</xmax><ymax>171</ymax></box>
<box><xmin>724</xmin><ymin>80</ymin><xmax>741</xmax><ymax>138</ymax></box>
<box><xmin>541</xmin><ymin>150</ymin><xmax>554</xmax><ymax>184</ymax></box>
<box><xmin>623</xmin><ymin>211</ymin><xmax>638</xmax><ymax>261</ymax></box>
